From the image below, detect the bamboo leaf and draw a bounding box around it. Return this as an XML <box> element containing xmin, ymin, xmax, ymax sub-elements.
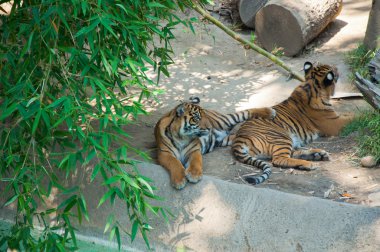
<box><xmin>97</xmin><ymin>188</ymin><xmax>114</xmax><ymax>208</ymax></box>
<box><xmin>79</xmin><ymin>194</ymin><xmax>89</xmax><ymax>222</ymax></box>
<box><xmin>75</xmin><ymin>19</ymin><xmax>100</xmax><ymax>37</ymax></box>
<box><xmin>32</xmin><ymin>110</ymin><xmax>42</xmax><ymax>135</ymax></box>
<box><xmin>115</xmin><ymin>226</ymin><xmax>121</xmax><ymax>250</ymax></box>
<box><xmin>104</xmin><ymin>214</ymin><xmax>114</xmax><ymax>233</ymax></box>
<box><xmin>131</xmin><ymin>220</ymin><xmax>139</xmax><ymax>242</ymax></box>
<box><xmin>46</xmin><ymin>96</ymin><xmax>67</xmax><ymax>109</ymax></box>
<box><xmin>4</xmin><ymin>194</ymin><xmax>18</xmax><ymax>207</ymax></box>
<box><xmin>104</xmin><ymin>175</ymin><xmax>120</xmax><ymax>185</ymax></box>
<box><xmin>0</xmin><ymin>102</ymin><xmax>17</xmax><ymax>120</ymax></box>
<box><xmin>84</xmin><ymin>149</ymin><xmax>96</xmax><ymax>164</ymax></box>
<box><xmin>91</xmin><ymin>164</ymin><xmax>101</xmax><ymax>182</ymax></box>
<box><xmin>57</xmin><ymin>195</ymin><xmax>77</xmax><ymax>211</ymax></box>
<box><xmin>20</xmin><ymin>31</ymin><xmax>34</xmax><ymax>58</ymax></box>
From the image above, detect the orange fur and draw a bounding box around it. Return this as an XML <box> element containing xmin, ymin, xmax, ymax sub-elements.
<box><xmin>232</xmin><ymin>62</ymin><xmax>355</xmax><ymax>185</ymax></box>
<box><xmin>155</xmin><ymin>98</ymin><xmax>275</xmax><ymax>189</ymax></box>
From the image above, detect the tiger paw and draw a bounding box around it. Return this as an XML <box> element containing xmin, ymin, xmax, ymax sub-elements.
<box><xmin>171</xmin><ymin>172</ymin><xmax>187</xmax><ymax>190</ymax></box>
<box><xmin>298</xmin><ymin>162</ymin><xmax>319</xmax><ymax>171</ymax></box>
<box><xmin>312</xmin><ymin>150</ymin><xmax>330</xmax><ymax>161</ymax></box>
<box><xmin>185</xmin><ymin>169</ymin><xmax>203</xmax><ymax>183</ymax></box>
<box><xmin>172</xmin><ymin>179</ymin><xmax>187</xmax><ymax>190</ymax></box>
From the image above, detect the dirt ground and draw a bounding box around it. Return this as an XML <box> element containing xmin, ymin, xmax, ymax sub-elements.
<box><xmin>123</xmin><ymin>0</ymin><xmax>380</xmax><ymax>206</ymax></box>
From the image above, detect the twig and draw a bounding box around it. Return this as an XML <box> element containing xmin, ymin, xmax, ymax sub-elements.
<box><xmin>191</xmin><ymin>3</ymin><xmax>306</xmax><ymax>82</ymax></box>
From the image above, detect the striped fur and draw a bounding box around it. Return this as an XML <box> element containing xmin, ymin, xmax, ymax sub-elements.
<box><xmin>232</xmin><ymin>62</ymin><xmax>354</xmax><ymax>185</ymax></box>
<box><xmin>155</xmin><ymin>97</ymin><xmax>276</xmax><ymax>189</ymax></box>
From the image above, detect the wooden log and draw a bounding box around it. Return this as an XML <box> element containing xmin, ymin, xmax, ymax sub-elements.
<box><xmin>255</xmin><ymin>0</ymin><xmax>342</xmax><ymax>56</ymax></box>
<box><xmin>355</xmin><ymin>50</ymin><xmax>380</xmax><ymax>111</ymax></box>
<box><xmin>355</xmin><ymin>72</ymin><xmax>380</xmax><ymax>111</ymax></box>
<box><xmin>238</xmin><ymin>0</ymin><xmax>268</xmax><ymax>28</ymax></box>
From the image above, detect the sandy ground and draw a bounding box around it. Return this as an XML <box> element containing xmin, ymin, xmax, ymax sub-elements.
<box><xmin>123</xmin><ymin>0</ymin><xmax>380</xmax><ymax>206</ymax></box>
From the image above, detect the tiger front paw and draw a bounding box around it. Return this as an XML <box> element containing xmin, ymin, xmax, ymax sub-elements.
<box><xmin>185</xmin><ymin>167</ymin><xmax>203</xmax><ymax>183</ymax></box>
<box><xmin>298</xmin><ymin>162</ymin><xmax>319</xmax><ymax>171</ymax></box>
<box><xmin>171</xmin><ymin>171</ymin><xmax>187</xmax><ymax>190</ymax></box>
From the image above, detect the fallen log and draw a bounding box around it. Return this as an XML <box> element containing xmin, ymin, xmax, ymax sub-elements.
<box><xmin>355</xmin><ymin>51</ymin><xmax>380</xmax><ymax>111</ymax></box>
<box><xmin>255</xmin><ymin>0</ymin><xmax>342</xmax><ymax>56</ymax></box>
<box><xmin>238</xmin><ymin>0</ymin><xmax>268</xmax><ymax>28</ymax></box>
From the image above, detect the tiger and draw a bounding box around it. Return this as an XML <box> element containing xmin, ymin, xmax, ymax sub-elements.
<box><xmin>155</xmin><ymin>97</ymin><xmax>276</xmax><ymax>189</ymax></box>
<box><xmin>232</xmin><ymin>61</ymin><xmax>354</xmax><ymax>185</ymax></box>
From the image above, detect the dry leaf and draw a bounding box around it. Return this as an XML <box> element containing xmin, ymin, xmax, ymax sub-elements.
<box><xmin>341</xmin><ymin>193</ymin><xmax>353</xmax><ymax>198</ymax></box>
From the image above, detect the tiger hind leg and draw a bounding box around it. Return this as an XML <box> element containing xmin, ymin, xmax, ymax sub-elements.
<box><xmin>259</xmin><ymin>140</ymin><xmax>319</xmax><ymax>170</ymax></box>
<box><xmin>272</xmin><ymin>154</ymin><xmax>319</xmax><ymax>171</ymax></box>
<box><xmin>292</xmin><ymin>148</ymin><xmax>330</xmax><ymax>161</ymax></box>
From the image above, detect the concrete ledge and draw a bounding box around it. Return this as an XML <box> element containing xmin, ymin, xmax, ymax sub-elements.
<box><xmin>93</xmin><ymin>163</ymin><xmax>380</xmax><ymax>251</ymax></box>
<box><xmin>1</xmin><ymin>162</ymin><xmax>380</xmax><ymax>251</ymax></box>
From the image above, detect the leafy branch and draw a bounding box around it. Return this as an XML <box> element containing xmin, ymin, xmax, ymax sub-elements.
<box><xmin>0</xmin><ymin>0</ymin><xmax>208</xmax><ymax>250</ymax></box>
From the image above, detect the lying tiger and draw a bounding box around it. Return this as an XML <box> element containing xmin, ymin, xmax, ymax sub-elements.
<box><xmin>155</xmin><ymin>97</ymin><xmax>276</xmax><ymax>189</ymax></box>
<box><xmin>232</xmin><ymin>61</ymin><xmax>354</xmax><ymax>185</ymax></box>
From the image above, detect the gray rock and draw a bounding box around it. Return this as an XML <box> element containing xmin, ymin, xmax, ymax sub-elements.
<box><xmin>361</xmin><ymin>155</ymin><xmax>378</xmax><ymax>168</ymax></box>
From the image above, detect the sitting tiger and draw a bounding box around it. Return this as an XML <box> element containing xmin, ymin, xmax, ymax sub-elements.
<box><xmin>155</xmin><ymin>97</ymin><xmax>276</xmax><ymax>189</ymax></box>
<box><xmin>232</xmin><ymin>61</ymin><xmax>354</xmax><ymax>185</ymax></box>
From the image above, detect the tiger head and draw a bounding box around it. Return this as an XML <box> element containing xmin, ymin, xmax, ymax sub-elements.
<box><xmin>303</xmin><ymin>61</ymin><xmax>338</xmax><ymax>97</ymax></box>
<box><xmin>173</xmin><ymin>97</ymin><xmax>209</xmax><ymax>138</ymax></box>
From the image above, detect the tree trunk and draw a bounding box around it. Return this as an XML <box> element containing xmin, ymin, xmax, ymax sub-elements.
<box><xmin>364</xmin><ymin>0</ymin><xmax>380</xmax><ymax>50</ymax></box>
<box><xmin>255</xmin><ymin>0</ymin><xmax>342</xmax><ymax>56</ymax></box>
<box><xmin>355</xmin><ymin>51</ymin><xmax>380</xmax><ymax>111</ymax></box>
<box><xmin>238</xmin><ymin>0</ymin><xmax>268</xmax><ymax>28</ymax></box>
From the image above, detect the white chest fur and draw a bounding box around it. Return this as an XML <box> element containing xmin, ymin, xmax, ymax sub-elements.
<box><xmin>291</xmin><ymin>133</ymin><xmax>319</xmax><ymax>148</ymax></box>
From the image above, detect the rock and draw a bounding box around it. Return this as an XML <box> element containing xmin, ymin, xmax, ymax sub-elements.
<box><xmin>360</xmin><ymin>155</ymin><xmax>378</xmax><ymax>168</ymax></box>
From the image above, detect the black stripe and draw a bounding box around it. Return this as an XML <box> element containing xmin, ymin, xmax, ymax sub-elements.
<box><xmin>227</xmin><ymin>113</ymin><xmax>240</xmax><ymax>124</ymax></box>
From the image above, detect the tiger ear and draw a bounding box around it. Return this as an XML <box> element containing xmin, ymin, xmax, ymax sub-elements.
<box><xmin>189</xmin><ymin>96</ymin><xmax>200</xmax><ymax>104</ymax></box>
<box><xmin>324</xmin><ymin>71</ymin><xmax>335</xmax><ymax>86</ymax></box>
<box><xmin>304</xmin><ymin>61</ymin><xmax>313</xmax><ymax>74</ymax></box>
<box><xmin>176</xmin><ymin>105</ymin><xmax>185</xmax><ymax>117</ymax></box>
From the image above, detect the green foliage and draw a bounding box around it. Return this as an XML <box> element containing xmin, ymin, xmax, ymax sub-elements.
<box><xmin>342</xmin><ymin>111</ymin><xmax>380</xmax><ymax>162</ymax></box>
<box><xmin>344</xmin><ymin>44</ymin><xmax>380</xmax><ymax>163</ymax></box>
<box><xmin>345</xmin><ymin>44</ymin><xmax>376</xmax><ymax>81</ymax></box>
<box><xmin>0</xmin><ymin>0</ymin><xmax>207</xmax><ymax>250</ymax></box>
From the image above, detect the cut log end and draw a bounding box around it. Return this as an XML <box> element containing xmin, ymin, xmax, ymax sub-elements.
<box><xmin>255</xmin><ymin>0</ymin><xmax>342</xmax><ymax>57</ymax></box>
<box><xmin>255</xmin><ymin>4</ymin><xmax>303</xmax><ymax>56</ymax></box>
<box><xmin>238</xmin><ymin>0</ymin><xmax>268</xmax><ymax>28</ymax></box>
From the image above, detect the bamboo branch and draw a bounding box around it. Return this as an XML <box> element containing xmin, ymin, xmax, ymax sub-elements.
<box><xmin>191</xmin><ymin>3</ymin><xmax>306</xmax><ymax>82</ymax></box>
